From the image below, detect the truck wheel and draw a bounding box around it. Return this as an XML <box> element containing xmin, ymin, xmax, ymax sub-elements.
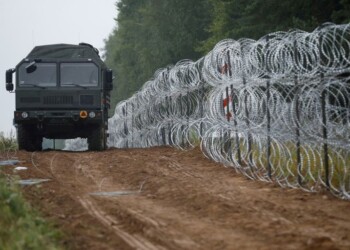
<box><xmin>88</xmin><ymin>126</ymin><xmax>106</xmax><ymax>151</ymax></box>
<box><xmin>17</xmin><ymin>125</ymin><xmax>26</xmax><ymax>150</ymax></box>
<box><xmin>34</xmin><ymin>136</ymin><xmax>43</xmax><ymax>151</ymax></box>
<box><xmin>17</xmin><ymin>125</ymin><xmax>38</xmax><ymax>151</ymax></box>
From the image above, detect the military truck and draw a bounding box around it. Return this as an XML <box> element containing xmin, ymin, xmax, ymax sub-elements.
<box><xmin>5</xmin><ymin>43</ymin><xmax>113</xmax><ymax>151</ymax></box>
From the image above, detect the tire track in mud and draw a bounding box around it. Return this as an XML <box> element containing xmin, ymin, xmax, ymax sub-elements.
<box><xmin>68</xmin><ymin>153</ymin><xmax>201</xmax><ymax>250</ymax></box>
<box><xmin>77</xmin><ymin>196</ymin><xmax>164</xmax><ymax>250</ymax></box>
<box><xmin>10</xmin><ymin>148</ymin><xmax>350</xmax><ymax>250</ymax></box>
<box><xmin>44</xmin><ymin>152</ymin><xmax>157</xmax><ymax>249</ymax></box>
<box><xmin>38</xmin><ymin>151</ymin><xmax>185</xmax><ymax>250</ymax></box>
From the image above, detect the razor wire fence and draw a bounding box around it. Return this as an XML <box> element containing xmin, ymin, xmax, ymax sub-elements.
<box><xmin>108</xmin><ymin>23</ymin><xmax>350</xmax><ymax>199</ymax></box>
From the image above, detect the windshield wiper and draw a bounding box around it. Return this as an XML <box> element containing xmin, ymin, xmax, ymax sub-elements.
<box><xmin>24</xmin><ymin>84</ymin><xmax>46</xmax><ymax>89</ymax></box>
<box><xmin>73</xmin><ymin>83</ymin><xmax>88</xmax><ymax>89</ymax></box>
<box><xmin>66</xmin><ymin>83</ymin><xmax>88</xmax><ymax>89</ymax></box>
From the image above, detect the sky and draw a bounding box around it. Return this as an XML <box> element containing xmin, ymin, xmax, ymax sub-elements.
<box><xmin>0</xmin><ymin>0</ymin><xmax>117</xmax><ymax>134</ymax></box>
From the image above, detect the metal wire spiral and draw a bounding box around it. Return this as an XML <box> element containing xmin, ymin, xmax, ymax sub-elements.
<box><xmin>108</xmin><ymin>23</ymin><xmax>350</xmax><ymax>199</ymax></box>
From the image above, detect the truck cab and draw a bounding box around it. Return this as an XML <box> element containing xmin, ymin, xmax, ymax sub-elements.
<box><xmin>5</xmin><ymin>43</ymin><xmax>113</xmax><ymax>151</ymax></box>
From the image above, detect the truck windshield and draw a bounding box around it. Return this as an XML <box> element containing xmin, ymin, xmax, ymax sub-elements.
<box><xmin>61</xmin><ymin>63</ymin><xmax>98</xmax><ymax>87</ymax></box>
<box><xmin>18</xmin><ymin>63</ymin><xmax>57</xmax><ymax>86</ymax></box>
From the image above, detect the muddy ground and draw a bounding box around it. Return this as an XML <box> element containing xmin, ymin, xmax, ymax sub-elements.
<box><xmin>2</xmin><ymin>147</ymin><xmax>350</xmax><ymax>249</ymax></box>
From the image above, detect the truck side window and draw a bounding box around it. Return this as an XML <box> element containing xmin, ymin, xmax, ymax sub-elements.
<box><xmin>60</xmin><ymin>63</ymin><xmax>98</xmax><ymax>86</ymax></box>
<box><xmin>18</xmin><ymin>63</ymin><xmax>57</xmax><ymax>86</ymax></box>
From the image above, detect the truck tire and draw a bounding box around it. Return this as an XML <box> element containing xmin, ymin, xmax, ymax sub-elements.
<box><xmin>17</xmin><ymin>125</ymin><xmax>41</xmax><ymax>151</ymax></box>
<box><xmin>34</xmin><ymin>136</ymin><xmax>43</xmax><ymax>151</ymax></box>
<box><xmin>17</xmin><ymin>125</ymin><xmax>27</xmax><ymax>150</ymax></box>
<box><xmin>88</xmin><ymin>126</ymin><xmax>106</xmax><ymax>151</ymax></box>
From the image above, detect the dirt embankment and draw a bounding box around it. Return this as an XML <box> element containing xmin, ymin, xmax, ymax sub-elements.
<box><xmin>4</xmin><ymin>147</ymin><xmax>350</xmax><ymax>249</ymax></box>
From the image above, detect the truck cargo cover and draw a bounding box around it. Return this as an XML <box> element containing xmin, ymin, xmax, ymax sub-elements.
<box><xmin>26</xmin><ymin>44</ymin><xmax>104</xmax><ymax>64</ymax></box>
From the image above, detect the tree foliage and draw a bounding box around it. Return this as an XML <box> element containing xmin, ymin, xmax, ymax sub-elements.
<box><xmin>104</xmin><ymin>0</ymin><xmax>350</xmax><ymax>111</ymax></box>
<box><xmin>104</xmin><ymin>0</ymin><xmax>211</xmax><ymax>113</ymax></box>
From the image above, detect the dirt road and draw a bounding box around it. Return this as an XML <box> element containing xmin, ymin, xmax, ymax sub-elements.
<box><xmin>5</xmin><ymin>147</ymin><xmax>350</xmax><ymax>249</ymax></box>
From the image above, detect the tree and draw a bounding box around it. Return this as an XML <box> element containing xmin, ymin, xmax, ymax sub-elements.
<box><xmin>104</xmin><ymin>0</ymin><xmax>211</xmax><ymax>113</ymax></box>
<box><xmin>199</xmin><ymin>0</ymin><xmax>347</xmax><ymax>53</ymax></box>
<box><xmin>104</xmin><ymin>0</ymin><xmax>350</xmax><ymax>111</ymax></box>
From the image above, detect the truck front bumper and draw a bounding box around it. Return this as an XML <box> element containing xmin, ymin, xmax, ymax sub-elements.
<box><xmin>14</xmin><ymin>110</ymin><xmax>103</xmax><ymax>124</ymax></box>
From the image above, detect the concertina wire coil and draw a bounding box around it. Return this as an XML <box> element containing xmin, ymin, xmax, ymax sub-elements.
<box><xmin>108</xmin><ymin>23</ymin><xmax>350</xmax><ymax>199</ymax></box>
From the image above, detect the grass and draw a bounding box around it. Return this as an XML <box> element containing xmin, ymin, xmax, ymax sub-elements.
<box><xmin>0</xmin><ymin>133</ymin><xmax>62</xmax><ymax>250</ymax></box>
<box><xmin>218</xmin><ymin>135</ymin><xmax>350</xmax><ymax>194</ymax></box>
<box><xmin>0</xmin><ymin>131</ymin><xmax>17</xmax><ymax>152</ymax></box>
<box><xmin>0</xmin><ymin>175</ymin><xmax>62</xmax><ymax>250</ymax></box>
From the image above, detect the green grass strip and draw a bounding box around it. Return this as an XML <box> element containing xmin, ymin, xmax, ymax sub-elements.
<box><xmin>0</xmin><ymin>174</ymin><xmax>62</xmax><ymax>250</ymax></box>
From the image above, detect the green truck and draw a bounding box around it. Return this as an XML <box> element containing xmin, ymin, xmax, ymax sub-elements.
<box><xmin>5</xmin><ymin>43</ymin><xmax>113</xmax><ymax>151</ymax></box>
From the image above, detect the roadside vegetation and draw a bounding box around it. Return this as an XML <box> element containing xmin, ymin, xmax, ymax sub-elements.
<box><xmin>0</xmin><ymin>131</ymin><xmax>17</xmax><ymax>152</ymax></box>
<box><xmin>0</xmin><ymin>133</ymin><xmax>62</xmax><ymax>250</ymax></box>
<box><xmin>104</xmin><ymin>0</ymin><xmax>350</xmax><ymax>113</ymax></box>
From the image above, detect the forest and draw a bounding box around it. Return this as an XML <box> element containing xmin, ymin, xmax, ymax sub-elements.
<box><xmin>103</xmin><ymin>0</ymin><xmax>350</xmax><ymax>112</ymax></box>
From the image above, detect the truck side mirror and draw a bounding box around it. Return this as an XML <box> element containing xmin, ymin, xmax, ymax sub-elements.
<box><xmin>6</xmin><ymin>69</ymin><xmax>14</xmax><ymax>92</ymax></box>
<box><xmin>105</xmin><ymin>69</ymin><xmax>113</xmax><ymax>91</ymax></box>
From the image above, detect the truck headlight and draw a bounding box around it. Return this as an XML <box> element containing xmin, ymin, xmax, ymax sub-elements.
<box><xmin>21</xmin><ymin>112</ymin><xmax>29</xmax><ymax>119</ymax></box>
<box><xmin>89</xmin><ymin>111</ymin><xmax>96</xmax><ymax>118</ymax></box>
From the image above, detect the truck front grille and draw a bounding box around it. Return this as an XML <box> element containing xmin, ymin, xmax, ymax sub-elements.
<box><xmin>20</xmin><ymin>97</ymin><xmax>40</xmax><ymax>103</ymax></box>
<box><xmin>44</xmin><ymin>96</ymin><xmax>73</xmax><ymax>105</ymax></box>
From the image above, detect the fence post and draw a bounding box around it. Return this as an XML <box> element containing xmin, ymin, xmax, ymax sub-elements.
<box><xmin>238</xmin><ymin>45</ymin><xmax>253</xmax><ymax>169</ymax></box>
<box><xmin>179</xmin><ymin>94</ymin><xmax>185</xmax><ymax>146</ymax></box>
<box><xmin>224</xmin><ymin>86</ymin><xmax>232</xmax><ymax>154</ymax></box>
<box><xmin>320</xmin><ymin>73</ymin><xmax>330</xmax><ymax>188</ymax></box>
<box><xmin>294</xmin><ymin>76</ymin><xmax>303</xmax><ymax>185</ymax></box>
<box><xmin>318</xmin><ymin>33</ymin><xmax>330</xmax><ymax>189</ymax></box>
<box><xmin>131</xmin><ymin>103</ymin><xmax>134</xmax><ymax>148</ymax></box>
<box><xmin>230</xmin><ymin>84</ymin><xmax>242</xmax><ymax>166</ymax></box>
<box><xmin>199</xmin><ymin>83</ymin><xmax>204</xmax><ymax>138</ymax></box>
<box><xmin>243</xmin><ymin>77</ymin><xmax>253</xmax><ymax>169</ymax></box>
<box><xmin>293</xmin><ymin>39</ymin><xmax>303</xmax><ymax>186</ymax></box>
<box><xmin>266</xmin><ymin>79</ymin><xmax>272</xmax><ymax>178</ymax></box>
<box><xmin>162</xmin><ymin>98</ymin><xmax>167</xmax><ymax>145</ymax></box>
<box><xmin>156</xmin><ymin>103</ymin><xmax>160</xmax><ymax>145</ymax></box>
<box><xmin>123</xmin><ymin>103</ymin><xmax>129</xmax><ymax>148</ymax></box>
<box><xmin>168</xmin><ymin>96</ymin><xmax>173</xmax><ymax>146</ymax></box>
<box><xmin>186</xmin><ymin>86</ymin><xmax>190</xmax><ymax>136</ymax></box>
<box><xmin>184</xmin><ymin>87</ymin><xmax>190</xmax><ymax>148</ymax></box>
<box><xmin>265</xmin><ymin>35</ymin><xmax>272</xmax><ymax>179</ymax></box>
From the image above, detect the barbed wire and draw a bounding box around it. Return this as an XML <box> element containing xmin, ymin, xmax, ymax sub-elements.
<box><xmin>108</xmin><ymin>23</ymin><xmax>350</xmax><ymax>199</ymax></box>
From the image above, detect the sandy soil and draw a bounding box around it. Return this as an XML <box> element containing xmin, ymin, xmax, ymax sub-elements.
<box><xmin>2</xmin><ymin>147</ymin><xmax>350</xmax><ymax>249</ymax></box>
